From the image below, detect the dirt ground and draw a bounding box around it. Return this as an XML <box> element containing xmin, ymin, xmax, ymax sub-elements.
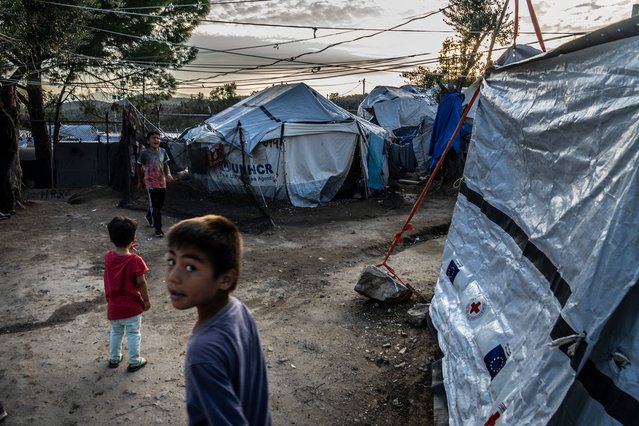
<box><xmin>0</xmin><ymin>177</ymin><xmax>457</xmax><ymax>426</ymax></box>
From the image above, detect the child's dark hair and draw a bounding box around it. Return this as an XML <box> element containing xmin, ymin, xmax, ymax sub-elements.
<box><xmin>146</xmin><ymin>130</ymin><xmax>161</xmax><ymax>141</ymax></box>
<box><xmin>108</xmin><ymin>216</ymin><xmax>138</xmax><ymax>248</ymax></box>
<box><xmin>167</xmin><ymin>215</ymin><xmax>243</xmax><ymax>291</ymax></box>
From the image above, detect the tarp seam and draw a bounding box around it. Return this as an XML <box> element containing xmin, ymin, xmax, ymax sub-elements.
<box><xmin>259</xmin><ymin>105</ymin><xmax>281</xmax><ymax>122</ymax></box>
<box><xmin>460</xmin><ymin>181</ymin><xmax>572</xmax><ymax>306</ymax></box>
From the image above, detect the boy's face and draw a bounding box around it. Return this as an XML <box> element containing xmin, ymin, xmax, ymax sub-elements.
<box><xmin>148</xmin><ymin>134</ymin><xmax>161</xmax><ymax>150</ymax></box>
<box><xmin>165</xmin><ymin>245</ymin><xmax>232</xmax><ymax>311</ymax></box>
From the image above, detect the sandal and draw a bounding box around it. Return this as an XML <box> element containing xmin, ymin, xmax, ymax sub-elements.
<box><xmin>108</xmin><ymin>355</ymin><xmax>123</xmax><ymax>368</ymax></box>
<box><xmin>127</xmin><ymin>357</ymin><xmax>147</xmax><ymax>372</ymax></box>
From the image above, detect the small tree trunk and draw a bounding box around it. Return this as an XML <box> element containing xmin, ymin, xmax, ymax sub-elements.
<box><xmin>26</xmin><ymin>72</ymin><xmax>52</xmax><ymax>187</ymax></box>
<box><xmin>0</xmin><ymin>81</ymin><xmax>22</xmax><ymax>211</ymax></box>
<box><xmin>111</xmin><ymin>104</ymin><xmax>144</xmax><ymax>206</ymax></box>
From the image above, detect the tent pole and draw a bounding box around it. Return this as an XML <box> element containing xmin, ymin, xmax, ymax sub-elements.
<box><xmin>355</xmin><ymin>120</ymin><xmax>370</xmax><ymax>199</ymax></box>
<box><xmin>526</xmin><ymin>0</ymin><xmax>546</xmax><ymax>52</ymax></box>
<box><xmin>237</xmin><ymin>121</ymin><xmax>275</xmax><ymax>226</ymax></box>
<box><xmin>373</xmin><ymin>82</ymin><xmax>482</xmax><ymax>302</ymax></box>
<box><xmin>272</xmin><ymin>123</ymin><xmax>285</xmax><ymax>204</ymax></box>
<box><xmin>486</xmin><ymin>0</ymin><xmax>510</xmax><ymax>66</ymax></box>
<box><xmin>514</xmin><ymin>0</ymin><xmax>519</xmax><ymax>48</ymax></box>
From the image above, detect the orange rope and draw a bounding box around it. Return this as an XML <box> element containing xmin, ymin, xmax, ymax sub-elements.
<box><xmin>513</xmin><ymin>0</ymin><xmax>519</xmax><ymax>48</ymax></box>
<box><xmin>526</xmin><ymin>0</ymin><xmax>546</xmax><ymax>52</ymax></box>
<box><xmin>377</xmin><ymin>83</ymin><xmax>482</xmax><ymax>278</ymax></box>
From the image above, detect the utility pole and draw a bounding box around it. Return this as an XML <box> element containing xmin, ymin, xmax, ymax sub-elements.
<box><xmin>142</xmin><ymin>78</ymin><xmax>146</xmax><ymax>134</ymax></box>
<box><xmin>362</xmin><ymin>78</ymin><xmax>365</xmax><ymax>96</ymax></box>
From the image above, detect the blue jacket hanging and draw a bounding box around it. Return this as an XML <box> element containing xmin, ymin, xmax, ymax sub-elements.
<box><xmin>428</xmin><ymin>92</ymin><xmax>463</xmax><ymax>170</ymax></box>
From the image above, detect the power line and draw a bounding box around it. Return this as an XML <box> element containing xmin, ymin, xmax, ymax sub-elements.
<box><xmin>34</xmin><ymin>32</ymin><xmax>577</xmax><ymax>93</ymax></box>
<box><xmin>36</xmin><ymin>0</ymin><xmax>584</xmax><ymax>36</ymax></box>
<box><xmin>116</xmin><ymin>0</ymin><xmax>271</xmax><ymax>9</ymax></box>
<box><xmin>12</xmin><ymin>30</ymin><xmax>578</xmax><ymax>92</ymax></box>
<box><xmin>81</xmin><ymin>15</ymin><xmax>446</xmax><ymax>84</ymax></box>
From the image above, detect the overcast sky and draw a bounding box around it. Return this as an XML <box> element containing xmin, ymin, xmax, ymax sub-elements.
<box><xmin>173</xmin><ymin>0</ymin><xmax>635</xmax><ymax>97</ymax></box>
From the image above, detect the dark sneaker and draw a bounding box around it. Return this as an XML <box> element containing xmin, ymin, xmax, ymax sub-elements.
<box><xmin>0</xmin><ymin>213</ymin><xmax>8</xmax><ymax>221</ymax></box>
<box><xmin>155</xmin><ymin>230</ymin><xmax>164</xmax><ymax>238</ymax></box>
<box><xmin>127</xmin><ymin>357</ymin><xmax>147</xmax><ymax>372</ymax></box>
<box><xmin>108</xmin><ymin>355</ymin><xmax>123</xmax><ymax>368</ymax></box>
<box><xmin>0</xmin><ymin>401</ymin><xmax>7</xmax><ymax>421</ymax></box>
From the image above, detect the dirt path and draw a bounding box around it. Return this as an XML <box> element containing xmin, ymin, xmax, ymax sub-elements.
<box><xmin>0</xmin><ymin>181</ymin><xmax>456</xmax><ymax>425</ymax></box>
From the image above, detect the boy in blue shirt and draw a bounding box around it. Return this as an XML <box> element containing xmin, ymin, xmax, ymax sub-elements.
<box><xmin>165</xmin><ymin>215</ymin><xmax>271</xmax><ymax>426</ymax></box>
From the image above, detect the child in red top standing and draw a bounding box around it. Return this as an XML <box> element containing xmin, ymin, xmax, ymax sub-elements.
<box><xmin>104</xmin><ymin>216</ymin><xmax>151</xmax><ymax>372</ymax></box>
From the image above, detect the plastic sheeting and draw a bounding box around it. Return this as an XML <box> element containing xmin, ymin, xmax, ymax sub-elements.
<box><xmin>494</xmin><ymin>45</ymin><xmax>542</xmax><ymax>67</ymax></box>
<box><xmin>192</xmin><ymin>130</ymin><xmax>362</xmax><ymax>208</ymax></box>
<box><xmin>357</xmin><ymin>85</ymin><xmax>437</xmax><ymax>130</ymax></box>
<box><xmin>197</xmin><ymin>141</ymin><xmax>287</xmax><ymax>201</ymax></box>
<box><xmin>430</xmin><ymin>17</ymin><xmax>639</xmax><ymax>426</ymax></box>
<box><xmin>49</xmin><ymin>124</ymin><xmax>100</xmax><ymax>142</ymax></box>
<box><xmin>200</xmin><ymin>83</ymin><xmax>352</xmax><ymax>153</ymax></box>
<box><xmin>285</xmin><ymin>132</ymin><xmax>358</xmax><ymax>206</ymax></box>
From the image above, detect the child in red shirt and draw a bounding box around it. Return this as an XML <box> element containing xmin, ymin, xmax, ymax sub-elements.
<box><xmin>104</xmin><ymin>216</ymin><xmax>151</xmax><ymax>372</ymax></box>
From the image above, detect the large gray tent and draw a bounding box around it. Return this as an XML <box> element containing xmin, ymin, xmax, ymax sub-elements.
<box><xmin>430</xmin><ymin>16</ymin><xmax>639</xmax><ymax>425</ymax></box>
<box><xmin>181</xmin><ymin>83</ymin><xmax>389</xmax><ymax>207</ymax></box>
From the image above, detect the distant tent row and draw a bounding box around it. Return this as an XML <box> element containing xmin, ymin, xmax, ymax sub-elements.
<box><xmin>174</xmin><ymin>51</ymin><xmax>547</xmax><ymax>208</ymax></box>
<box><xmin>179</xmin><ymin>83</ymin><xmax>389</xmax><ymax>207</ymax></box>
<box><xmin>357</xmin><ymin>85</ymin><xmax>437</xmax><ymax>176</ymax></box>
<box><xmin>48</xmin><ymin>124</ymin><xmax>100</xmax><ymax>142</ymax></box>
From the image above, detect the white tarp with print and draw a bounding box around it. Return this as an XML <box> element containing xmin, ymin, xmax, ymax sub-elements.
<box><xmin>430</xmin><ymin>17</ymin><xmax>639</xmax><ymax>425</ymax></box>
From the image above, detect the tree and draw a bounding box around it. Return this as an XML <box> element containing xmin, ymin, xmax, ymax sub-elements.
<box><xmin>0</xmin><ymin>0</ymin><xmax>210</xmax><ymax>187</ymax></box>
<box><xmin>400</xmin><ymin>66</ymin><xmax>443</xmax><ymax>90</ymax></box>
<box><xmin>0</xmin><ymin>79</ymin><xmax>21</xmax><ymax>212</ymax></box>
<box><xmin>209</xmin><ymin>83</ymin><xmax>240</xmax><ymax>112</ymax></box>
<box><xmin>329</xmin><ymin>94</ymin><xmax>366</xmax><ymax>114</ymax></box>
<box><xmin>401</xmin><ymin>0</ymin><xmax>512</xmax><ymax>92</ymax></box>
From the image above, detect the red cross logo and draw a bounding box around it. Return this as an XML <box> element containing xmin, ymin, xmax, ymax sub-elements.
<box><xmin>466</xmin><ymin>296</ymin><xmax>487</xmax><ymax>321</ymax></box>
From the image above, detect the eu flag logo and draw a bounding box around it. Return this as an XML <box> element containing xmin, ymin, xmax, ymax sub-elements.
<box><xmin>446</xmin><ymin>260</ymin><xmax>460</xmax><ymax>284</ymax></box>
<box><xmin>483</xmin><ymin>344</ymin><xmax>507</xmax><ymax>380</ymax></box>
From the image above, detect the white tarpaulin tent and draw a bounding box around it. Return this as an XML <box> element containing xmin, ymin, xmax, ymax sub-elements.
<box><xmin>181</xmin><ymin>83</ymin><xmax>388</xmax><ymax>207</ymax></box>
<box><xmin>48</xmin><ymin>124</ymin><xmax>101</xmax><ymax>142</ymax></box>
<box><xmin>357</xmin><ymin>85</ymin><xmax>436</xmax><ymax>130</ymax></box>
<box><xmin>430</xmin><ymin>16</ymin><xmax>639</xmax><ymax>425</ymax></box>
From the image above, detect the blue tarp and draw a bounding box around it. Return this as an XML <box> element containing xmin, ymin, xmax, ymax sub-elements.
<box><xmin>393</xmin><ymin>126</ymin><xmax>419</xmax><ymax>145</ymax></box>
<box><xmin>428</xmin><ymin>92</ymin><xmax>463</xmax><ymax>169</ymax></box>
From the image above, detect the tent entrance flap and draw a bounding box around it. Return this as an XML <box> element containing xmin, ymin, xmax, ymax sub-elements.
<box><xmin>284</xmin><ymin>132</ymin><xmax>358</xmax><ymax>207</ymax></box>
<box><xmin>334</xmin><ymin>139</ymin><xmax>365</xmax><ymax>199</ymax></box>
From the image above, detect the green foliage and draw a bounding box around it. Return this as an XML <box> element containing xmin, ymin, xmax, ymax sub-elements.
<box><xmin>0</xmin><ymin>0</ymin><xmax>96</xmax><ymax>70</ymax></box>
<box><xmin>0</xmin><ymin>0</ymin><xmax>210</xmax><ymax>114</ymax></box>
<box><xmin>208</xmin><ymin>83</ymin><xmax>240</xmax><ymax>111</ymax></box>
<box><xmin>400</xmin><ymin>66</ymin><xmax>441</xmax><ymax>89</ymax></box>
<box><xmin>209</xmin><ymin>83</ymin><xmax>238</xmax><ymax>102</ymax></box>
<box><xmin>441</xmin><ymin>0</ymin><xmax>512</xmax><ymax>88</ymax></box>
<box><xmin>401</xmin><ymin>0</ymin><xmax>512</xmax><ymax>91</ymax></box>
<box><xmin>330</xmin><ymin>94</ymin><xmax>366</xmax><ymax>114</ymax></box>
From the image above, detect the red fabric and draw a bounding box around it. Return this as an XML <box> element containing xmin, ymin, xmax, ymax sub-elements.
<box><xmin>484</xmin><ymin>411</ymin><xmax>501</xmax><ymax>426</ymax></box>
<box><xmin>103</xmin><ymin>251</ymin><xmax>149</xmax><ymax>320</ymax></box>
